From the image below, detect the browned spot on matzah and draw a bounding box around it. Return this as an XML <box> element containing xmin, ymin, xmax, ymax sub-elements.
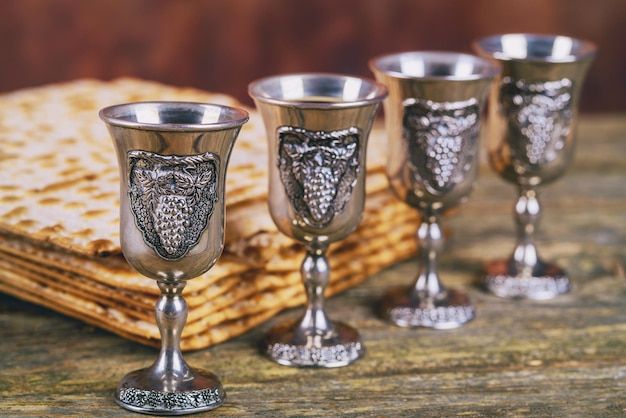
<box><xmin>90</xmin><ymin>152</ymin><xmax>111</xmax><ymax>164</ymax></box>
<box><xmin>94</xmin><ymin>192</ymin><xmax>116</xmax><ymax>201</ymax></box>
<box><xmin>40</xmin><ymin>178</ymin><xmax>85</xmax><ymax>193</ymax></box>
<box><xmin>59</xmin><ymin>138</ymin><xmax>77</xmax><ymax>146</ymax></box>
<box><xmin>84</xmin><ymin>239</ymin><xmax>119</xmax><ymax>256</ymax></box>
<box><xmin>0</xmin><ymin>196</ymin><xmax>21</xmax><ymax>203</ymax></box>
<box><xmin>33</xmin><ymin>154</ymin><xmax>56</xmax><ymax>162</ymax></box>
<box><xmin>0</xmin><ymin>154</ymin><xmax>17</xmax><ymax>163</ymax></box>
<box><xmin>65</xmin><ymin>201</ymin><xmax>86</xmax><ymax>210</ymax></box>
<box><xmin>77</xmin><ymin>185</ymin><xmax>99</xmax><ymax>194</ymax></box>
<box><xmin>39</xmin><ymin>224</ymin><xmax>65</xmax><ymax>234</ymax></box>
<box><xmin>38</xmin><ymin>197</ymin><xmax>63</xmax><ymax>205</ymax></box>
<box><xmin>74</xmin><ymin>228</ymin><xmax>95</xmax><ymax>239</ymax></box>
<box><xmin>83</xmin><ymin>209</ymin><xmax>109</xmax><ymax>219</ymax></box>
<box><xmin>59</xmin><ymin>168</ymin><xmax>87</xmax><ymax>177</ymax></box>
<box><xmin>15</xmin><ymin>219</ymin><xmax>38</xmax><ymax>229</ymax></box>
<box><xmin>2</xmin><ymin>206</ymin><xmax>27</xmax><ymax>219</ymax></box>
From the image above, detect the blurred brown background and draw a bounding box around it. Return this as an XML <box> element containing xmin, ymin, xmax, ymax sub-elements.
<box><xmin>0</xmin><ymin>0</ymin><xmax>624</xmax><ymax>112</ymax></box>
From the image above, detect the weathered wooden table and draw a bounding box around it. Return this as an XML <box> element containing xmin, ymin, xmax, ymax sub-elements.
<box><xmin>1</xmin><ymin>115</ymin><xmax>625</xmax><ymax>417</ymax></box>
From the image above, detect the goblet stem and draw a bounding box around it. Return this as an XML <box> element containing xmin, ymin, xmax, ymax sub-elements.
<box><xmin>413</xmin><ymin>214</ymin><xmax>447</xmax><ymax>299</ymax></box>
<box><xmin>483</xmin><ymin>187</ymin><xmax>570</xmax><ymax>299</ymax></box>
<box><xmin>380</xmin><ymin>210</ymin><xmax>474</xmax><ymax>329</ymax></box>
<box><xmin>261</xmin><ymin>244</ymin><xmax>364</xmax><ymax>367</ymax></box>
<box><xmin>299</xmin><ymin>245</ymin><xmax>333</xmax><ymax>333</ymax></box>
<box><xmin>153</xmin><ymin>281</ymin><xmax>191</xmax><ymax>386</ymax></box>
<box><xmin>115</xmin><ymin>281</ymin><xmax>226</xmax><ymax>415</ymax></box>
<box><xmin>512</xmin><ymin>188</ymin><xmax>541</xmax><ymax>275</ymax></box>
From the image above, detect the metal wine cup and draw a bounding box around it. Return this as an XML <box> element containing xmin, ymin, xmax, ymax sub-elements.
<box><xmin>473</xmin><ymin>34</ymin><xmax>596</xmax><ymax>299</ymax></box>
<box><xmin>100</xmin><ymin>101</ymin><xmax>248</xmax><ymax>414</ymax></box>
<box><xmin>249</xmin><ymin>73</ymin><xmax>387</xmax><ymax>367</ymax></box>
<box><xmin>370</xmin><ymin>51</ymin><xmax>499</xmax><ymax>328</ymax></box>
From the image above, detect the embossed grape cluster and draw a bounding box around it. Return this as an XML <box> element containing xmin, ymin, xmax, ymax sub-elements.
<box><xmin>153</xmin><ymin>195</ymin><xmax>192</xmax><ymax>255</ymax></box>
<box><xmin>303</xmin><ymin>166</ymin><xmax>338</xmax><ymax>222</ymax></box>
<box><xmin>518</xmin><ymin>99</ymin><xmax>555</xmax><ymax>165</ymax></box>
<box><xmin>428</xmin><ymin>135</ymin><xmax>462</xmax><ymax>189</ymax></box>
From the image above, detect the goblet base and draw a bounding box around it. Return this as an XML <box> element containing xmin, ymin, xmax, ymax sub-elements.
<box><xmin>380</xmin><ymin>286</ymin><xmax>475</xmax><ymax>329</ymax></box>
<box><xmin>115</xmin><ymin>366</ymin><xmax>226</xmax><ymax>415</ymax></box>
<box><xmin>483</xmin><ymin>259</ymin><xmax>570</xmax><ymax>300</ymax></box>
<box><xmin>262</xmin><ymin>320</ymin><xmax>365</xmax><ymax>368</ymax></box>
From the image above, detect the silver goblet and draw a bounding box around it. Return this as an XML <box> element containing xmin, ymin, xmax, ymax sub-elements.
<box><xmin>370</xmin><ymin>52</ymin><xmax>499</xmax><ymax>329</ymax></box>
<box><xmin>473</xmin><ymin>34</ymin><xmax>597</xmax><ymax>299</ymax></box>
<box><xmin>249</xmin><ymin>73</ymin><xmax>387</xmax><ymax>367</ymax></box>
<box><xmin>100</xmin><ymin>101</ymin><xmax>248</xmax><ymax>414</ymax></box>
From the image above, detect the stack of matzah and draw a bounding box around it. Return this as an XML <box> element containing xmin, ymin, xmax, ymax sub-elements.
<box><xmin>0</xmin><ymin>78</ymin><xmax>419</xmax><ymax>350</ymax></box>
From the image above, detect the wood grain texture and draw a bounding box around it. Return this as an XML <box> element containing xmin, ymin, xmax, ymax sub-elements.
<box><xmin>1</xmin><ymin>115</ymin><xmax>625</xmax><ymax>416</ymax></box>
<box><xmin>0</xmin><ymin>0</ymin><xmax>624</xmax><ymax>112</ymax></box>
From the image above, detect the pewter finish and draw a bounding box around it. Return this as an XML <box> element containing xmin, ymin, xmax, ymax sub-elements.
<box><xmin>403</xmin><ymin>97</ymin><xmax>479</xmax><ymax>197</ymax></box>
<box><xmin>370</xmin><ymin>51</ymin><xmax>498</xmax><ymax>328</ymax></box>
<box><xmin>473</xmin><ymin>33</ymin><xmax>597</xmax><ymax>64</ymax></box>
<box><xmin>264</xmin><ymin>320</ymin><xmax>364</xmax><ymax>368</ymax></box>
<box><xmin>128</xmin><ymin>150</ymin><xmax>219</xmax><ymax>260</ymax></box>
<box><xmin>381</xmin><ymin>287</ymin><xmax>475</xmax><ymax>329</ymax></box>
<box><xmin>484</xmin><ymin>272</ymin><xmax>570</xmax><ymax>300</ymax></box>
<box><xmin>498</xmin><ymin>77</ymin><xmax>574</xmax><ymax>183</ymax></box>
<box><xmin>100</xmin><ymin>101</ymin><xmax>247</xmax><ymax>414</ymax></box>
<box><xmin>250</xmin><ymin>73</ymin><xmax>386</xmax><ymax>367</ymax></box>
<box><xmin>267</xmin><ymin>341</ymin><xmax>363</xmax><ymax>367</ymax></box>
<box><xmin>474</xmin><ymin>34</ymin><xmax>596</xmax><ymax>299</ymax></box>
<box><xmin>248</xmin><ymin>73</ymin><xmax>388</xmax><ymax>109</ymax></box>
<box><xmin>278</xmin><ymin>126</ymin><xmax>360</xmax><ymax>229</ymax></box>
<box><xmin>100</xmin><ymin>102</ymin><xmax>248</xmax><ymax>282</ymax></box>
<box><xmin>117</xmin><ymin>387</ymin><xmax>223</xmax><ymax>415</ymax></box>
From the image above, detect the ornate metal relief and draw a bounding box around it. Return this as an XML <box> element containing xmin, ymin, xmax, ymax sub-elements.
<box><xmin>267</xmin><ymin>341</ymin><xmax>363</xmax><ymax>367</ymax></box>
<box><xmin>118</xmin><ymin>386</ymin><xmax>223</xmax><ymax>412</ymax></box>
<box><xmin>387</xmin><ymin>304</ymin><xmax>475</xmax><ymax>328</ymax></box>
<box><xmin>277</xmin><ymin>126</ymin><xmax>360</xmax><ymax>228</ymax></box>
<box><xmin>500</xmin><ymin>77</ymin><xmax>573</xmax><ymax>167</ymax></box>
<box><xmin>402</xmin><ymin>98</ymin><xmax>479</xmax><ymax>195</ymax></box>
<box><xmin>127</xmin><ymin>150</ymin><xmax>219</xmax><ymax>260</ymax></box>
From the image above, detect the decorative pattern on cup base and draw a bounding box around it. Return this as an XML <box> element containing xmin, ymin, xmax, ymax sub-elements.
<box><xmin>263</xmin><ymin>321</ymin><xmax>365</xmax><ymax>368</ymax></box>
<box><xmin>380</xmin><ymin>286</ymin><xmax>475</xmax><ymax>329</ymax></box>
<box><xmin>115</xmin><ymin>369</ymin><xmax>225</xmax><ymax>415</ymax></box>
<box><xmin>482</xmin><ymin>259</ymin><xmax>570</xmax><ymax>300</ymax></box>
<box><xmin>483</xmin><ymin>274</ymin><xmax>570</xmax><ymax>300</ymax></box>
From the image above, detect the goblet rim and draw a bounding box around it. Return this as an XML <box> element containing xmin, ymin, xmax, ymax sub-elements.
<box><xmin>472</xmin><ymin>33</ymin><xmax>597</xmax><ymax>63</ymax></box>
<box><xmin>368</xmin><ymin>50</ymin><xmax>501</xmax><ymax>81</ymax></box>
<box><xmin>98</xmin><ymin>101</ymin><xmax>249</xmax><ymax>132</ymax></box>
<box><xmin>248</xmin><ymin>72</ymin><xmax>388</xmax><ymax>109</ymax></box>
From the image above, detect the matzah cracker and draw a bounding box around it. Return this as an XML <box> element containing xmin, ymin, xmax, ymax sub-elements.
<box><xmin>0</xmin><ymin>215</ymin><xmax>417</xmax><ymax>350</ymax></box>
<box><xmin>0</xmin><ymin>78</ymin><xmax>418</xmax><ymax>350</ymax></box>
<box><xmin>0</xmin><ymin>78</ymin><xmax>266</xmax><ymax>256</ymax></box>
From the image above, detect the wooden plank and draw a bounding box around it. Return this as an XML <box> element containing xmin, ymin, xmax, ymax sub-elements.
<box><xmin>1</xmin><ymin>114</ymin><xmax>625</xmax><ymax>416</ymax></box>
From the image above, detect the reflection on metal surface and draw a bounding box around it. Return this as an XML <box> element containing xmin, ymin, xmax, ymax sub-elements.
<box><xmin>403</xmin><ymin>98</ymin><xmax>479</xmax><ymax>195</ymax></box>
<box><xmin>250</xmin><ymin>73</ymin><xmax>387</xmax><ymax>367</ymax></box>
<box><xmin>278</xmin><ymin>126</ymin><xmax>360</xmax><ymax>228</ymax></box>
<box><xmin>371</xmin><ymin>51</ymin><xmax>498</xmax><ymax>328</ymax></box>
<box><xmin>500</xmin><ymin>77</ymin><xmax>573</xmax><ymax>167</ymax></box>
<box><xmin>474</xmin><ymin>33</ymin><xmax>596</xmax><ymax>300</ymax></box>
<box><xmin>128</xmin><ymin>150</ymin><xmax>219</xmax><ymax>260</ymax></box>
<box><xmin>100</xmin><ymin>101</ymin><xmax>248</xmax><ymax>414</ymax></box>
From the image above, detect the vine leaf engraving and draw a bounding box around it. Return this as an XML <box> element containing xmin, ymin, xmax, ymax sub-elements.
<box><xmin>277</xmin><ymin>126</ymin><xmax>360</xmax><ymax>228</ymax></box>
<box><xmin>127</xmin><ymin>150</ymin><xmax>219</xmax><ymax>260</ymax></box>
<box><xmin>118</xmin><ymin>386</ymin><xmax>223</xmax><ymax>411</ymax></box>
<box><xmin>500</xmin><ymin>77</ymin><xmax>573</xmax><ymax>167</ymax></box>
<box><xmin>403</xmin><ymin>98</ymin><xmax>479</xmax><ymax>195</ymax></box>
